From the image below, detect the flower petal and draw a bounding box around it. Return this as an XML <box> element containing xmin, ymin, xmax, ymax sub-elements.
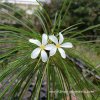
<box><xmin>41</xmin><ymin>50</ymin><xmax>48</xmax><ymax>62</ymax></box>
<box><xmin>29</xmin><ymin>39</ymin><xmax>41</xmax><ymax>46</ymax></box>
<box><xmin>31</xmin><ymin>48</ymin><xmax>41</xmax><ymax>59</ymax></box>
<box><xmin>45</xmin><ymin>44</ymin><xmax>55</xmax><ymax>50</ymax></box>
<box><xmin>58</xmin><ymin>48</ymin><xmax>66</xmax><ymax>58</ymax></box>
<box><xmin>50</xmin><ymin>46</ymin><xmax>57</xmax><ymax>56</ymax></box>
<box><xmin>49</xmin><ymin>35</ymin><xmax>58</xmax><ymax>44</ymax></box>
<box><xmin>59</xmin><ymin>32</ymin><xmax>64</xmax><ymax>44</ymax></box>
<box><xmin>42</xmin><ymin>34</ymin><xmax>48</xmax><ymax>45</ymax></box>
<box><xmin>61</xmin><ymin>42</ymin><xmax>73</xmax><ymax>48</ymax></box>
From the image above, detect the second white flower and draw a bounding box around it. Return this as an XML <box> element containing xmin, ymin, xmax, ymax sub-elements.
<box><xmin>46</xmin><ymin>32</ymin><xmax>73</xmax><ymax>58</ymax></box>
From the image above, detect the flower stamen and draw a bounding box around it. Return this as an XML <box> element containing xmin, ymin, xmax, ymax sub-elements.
<box><xmin>56</xmin><ymin>44</ymin><xmax>61</xmax><ymax>48</ymax></box>
<box><xmin>40</xmin><ymin>45</ymin><xmax>45</xmax><ymax>50</ymax></box>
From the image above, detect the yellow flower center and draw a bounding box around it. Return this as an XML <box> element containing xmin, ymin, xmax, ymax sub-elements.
<box><xmin>40</xmin><ymin>45</ymin><xmax>45</xmax><ymax>50</ymax></box>
<box><xmin>56</xmin><ymin>44</ymin><xmax>61</xmax><ymax>48</ymax></box>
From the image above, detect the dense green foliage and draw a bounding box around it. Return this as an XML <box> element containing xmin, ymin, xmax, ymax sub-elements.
<box><xmin>44</xmin><ymin>0</ymin><xmax>100</xmax><ymax>29</ymax></box>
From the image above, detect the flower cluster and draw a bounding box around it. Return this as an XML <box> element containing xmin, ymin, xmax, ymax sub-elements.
<box><xmin>29</xmin><ymin>32</ymin><xmax>73</xmax><ymax>62</ymax></box>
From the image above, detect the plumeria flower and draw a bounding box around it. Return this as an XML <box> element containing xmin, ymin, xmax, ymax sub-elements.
<box><xmin>46</xmin><ymin>32</ymin><xmax>73</xmax><ymax>58</ymax></box>
<box><xmin>29</xmin><ymin>34</ymin><xmax>50</xmax><ymax>62</ymax></box>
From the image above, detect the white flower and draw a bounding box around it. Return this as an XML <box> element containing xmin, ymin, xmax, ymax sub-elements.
<box><xmin>29</xmin><ymin>34</ymin><xmax>50</xmax><ymax>62</ymax></box>
<box><xmin>46</xmin><ymin>32</ymin><xmax>73</xmax><ymax>58</ymax></box>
